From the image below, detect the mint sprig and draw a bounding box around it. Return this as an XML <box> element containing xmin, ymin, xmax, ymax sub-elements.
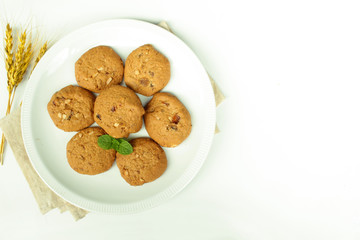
<box><xmin>98</xmin><ymin>135</ymin><xmax>133</xmax><ymax>155</ymax></box>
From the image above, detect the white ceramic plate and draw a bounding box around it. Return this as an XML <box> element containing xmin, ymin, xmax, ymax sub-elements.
<box><xmin>21</xmin><ymin>19</ymin><xmax>216</xmax><ymax>214</ymax></box>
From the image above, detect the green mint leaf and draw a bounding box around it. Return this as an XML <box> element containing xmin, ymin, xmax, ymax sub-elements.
<box><xmin>111</xmin><ymin>138</ymin><xmax>120</xmax><ymax>149</ymax></box>
<box><xmin>97</xmin><ymin>134</ymin><xmax>133</xmax><ymax>155</ymax></box>
<box><xmin>115</xmin><ymin>138</ymin><xmax>133</xmax><ymax>155</ymax></box>
<box><xmin>97</xmin><ymin>135</ymin><xmax>113</xmax><ymax>150</ymax></box>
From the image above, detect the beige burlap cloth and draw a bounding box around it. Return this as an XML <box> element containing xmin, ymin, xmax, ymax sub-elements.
<box><xmin>0</xmin><ymin>21</ymin><xmax>225</xmax><ymax>220</ymax></box>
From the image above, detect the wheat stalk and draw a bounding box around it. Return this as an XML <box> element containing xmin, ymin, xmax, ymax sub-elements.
<box><xmin>0</xmin><ymin>24</ymin><xmax>15</xmax><ymax>165</ymax></box>
<box><xmin>0</xmin><ymin>23</ymin><xmax>47</xmax><ymax>165</ymax></box>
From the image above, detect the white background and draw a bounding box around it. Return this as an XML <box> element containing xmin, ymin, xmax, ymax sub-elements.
<box><xmin>0</xmin><ymin>0</ymin><xmax>360</xmax><ymax>239</ymax></box>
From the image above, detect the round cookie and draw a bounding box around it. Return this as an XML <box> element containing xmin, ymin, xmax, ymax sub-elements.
<box><xmin>47</xmin><ymin>85</ymin><xmax>95</xmax><ymax>132</ymax></box>
<box><xmin>124</xmin><ymin>44</ymin><xmax>170</xmax><ymax>96</ymax></box>
<box><xmin>66</xmin><ymin>127</ymin><xmax>116</xmax><ymax>175</ymax></box>
<box><xmin>75</xmin><ymin>46</ymin><xmax>124</xmax><ymax>93</ymax></box>
<box><xmin>144</xmin><ymin>92</ymin><xmax>192</xmax><ymax>147</ymax></box>
<box><xmin>116</xmin><ymin>138</ymin><xmax>167</xmax><ymax>186</ymax></box>
<box><xmin>94</xmin><ymin>85</ymin><xmax>145</xmax><ymax>138</ymax></box>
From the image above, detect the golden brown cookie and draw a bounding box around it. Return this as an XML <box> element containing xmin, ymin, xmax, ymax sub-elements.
<box><xmin>124</xmin><ymin>44</ymin><xmax>170</xmax><ymax>96</ymax></box>
<box><xmin>116</xmin><ymin>138</ymin><xmax>167</xmax><ymax>186</ymax></box>
<box><xmin>66</xmin><ymin>127</ymin><xmax>116</xmax><ymax>175</ymax></box>
<box><xmin>94</xmin><ymin>85</ymin><xmax>145</xmax><ymax>138</ymax></box>
<box><xmin>144</xmin><ymin>92</ymin><xmax>192</xmax><ymax>147</ymax></box>
<box><xmin>47</xmin><ymin>85</ymin><xmax>95</xmax><ymax>132</ymax></box>
<box><xmin>75</xmin><ymin>46</ymin><xmax>124</xmax><ymax>93</ymax></box>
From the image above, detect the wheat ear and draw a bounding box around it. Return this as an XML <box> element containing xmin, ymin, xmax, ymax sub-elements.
<box><xmin>31</xmin><ymin>42</ymin><xmax>47</xmax><ymax>73</ymax></box>
<box><xmin>5</xmin><ymin>24</ymin><xmax>14</xmax><ymax>91</ymax></box>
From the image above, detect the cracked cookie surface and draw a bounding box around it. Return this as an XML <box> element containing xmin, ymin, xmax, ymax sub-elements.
<box><xmin>67</xmin><ymin>127</ymin><xmax>116</xmax><ymax>175</ymax></box>
<box><xmin>144</xmin><ymin>92</ymin><xmax>192</xmax><ymax>147</ymax></box>
<box><xmin>94</xmin><ymin>85</ymin><xmax>145</xmax><ymax>138</ymax></box>
<box><xmin>116</xmin><ymin>138</ymin><xmax>167</xmax><ymax>186</ymax></box>
<box><xmin>124</xmin><ymin>44</ymin><xmax>170</xmax><ymax>96</ymax></box>
<box><xmin>75</xmin><ymin>46</ymin><xmax>124</xmax><ymax>93</ymax></box>
<box><xmin>47</xmin><ymin>85</ymin><xmax>95</xmax><ymax>132</ymax></box>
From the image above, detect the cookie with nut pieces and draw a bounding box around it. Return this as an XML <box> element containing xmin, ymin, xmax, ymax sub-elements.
<box><xmin>144</xmin><ymin>92</ymin><xmax>192</xmax><ymax>147</ymax></box>
<box><xmin>94</xmin><ymin>85</ymin><xmax>145</xmax><ymax>138</ymax></box>
<box><xmin>67</xmin><ymin>127</ymin><xmax>116</xmax><ymax>175</ymax></box>
<box><xmin>116</xmin><ymin>138</ymin><xmax>167</xmax><ymax>186</ymax></box>
<box><xmin>124</xmin><ymin>44</ymin><xmax>170</xmax><ymax>96</ymax></box>
<box><xmin>47</xmin><ymin>85</ymin><xmax>95</xmax><ymax>132</ymax></box>
<box><xmin>75</xmin><ymin>46</ymin><xmax>124</xmax><ymax>93</ymax></box>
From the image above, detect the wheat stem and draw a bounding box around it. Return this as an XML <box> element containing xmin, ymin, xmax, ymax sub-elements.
<box><xmin>0</xmin><ymin>135</ymin><xmax>5</xmax><ymax>165</ymax></box>
<box><xmin>0</xmin><ymin>92</ymin><xmax>12</xmax><ymax>165</ymax></box>
<box><xmin>9</xmin><ymin>88</ymin><xmax>16</xmax><ymax>111</ymax></box>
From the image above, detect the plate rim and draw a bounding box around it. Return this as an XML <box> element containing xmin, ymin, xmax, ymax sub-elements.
<box><xmin>21</xmin><ymin>18</ymin><xmax>216</xmax><ymax>214</ymax></box>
